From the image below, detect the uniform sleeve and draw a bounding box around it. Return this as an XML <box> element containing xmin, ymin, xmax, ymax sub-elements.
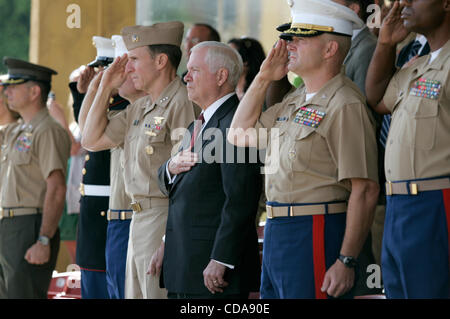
<box><xmin>36</xmin><ymin>124</ymin><xmax>71</xmax><ymax>179</ymax></box>
<box><xmin>325</xmin><ymin>102</ymin><xmax>379</xmax><ymax>183</ymax></box>
<box><xmin>382</xmin><ymin>72</ymin><xmax>400</xmax><ymax>113</ymax></box>
<box><xmin>166</xmin><ymin>98</ymin><xmax>196</xmax><ymax>146</ymax></box>
<box><xmin>104</xmin><ymin>106</ymin><xmax>128</xmax><ymax>146</ymax></box>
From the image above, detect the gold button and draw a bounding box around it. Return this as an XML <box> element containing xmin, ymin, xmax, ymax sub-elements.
<box><xmin>85</xmin><ymin>154</ymin><xmax>90</xmax><ymax>161</ymax></box>
<box><xmin>82</xmin><ymin>168</ymin><xmax>87</xmax><ymax>175</ymax></box>
<box><xmin>145</xmin><ymin>145</ymin><xmax>154</xmax><ymax>155</ymax></box>
<box><xmin>100</xmin><ymin>211</ymin><xmax>106</xmax><ymax>217</ymax></box>
<box><xmin>289</xmin><ymin>150</ymin><xmax>296</xmax><ymax>159</ymax></box>
<box><xmin>132</xmin><ymin>34</ymin><xmax>139</xmax><ymax>42</ymax></box>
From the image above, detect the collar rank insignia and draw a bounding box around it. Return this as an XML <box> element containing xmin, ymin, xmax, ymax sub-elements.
<box><xmin>133</xmin><ymin>119</ymin><xmax>139</xmax><ymax>126</ymax></box>
<box><xmin>276</xmin><ymin>116</ymin><xmax>288</xmax><ymax>122</ymax></box>
<box><xmin>293</xmin><ymin>106</ymin><xmax>326</xmax><ymax>128</ymax></box>
<box><xmin>15</xmin><ymin>135</ymin><xmax>32</xmax><ymax>152</ymax></box>
<box><xmin>410</xmin><ymin>78</ymin><xmax>441</xmax><ymax>100</ymax></box>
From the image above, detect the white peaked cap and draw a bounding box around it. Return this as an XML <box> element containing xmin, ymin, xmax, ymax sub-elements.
<box><xmin>281</xmin><ymin>0</ymin><xmax>364</xmax><ymax>38</ymax></box>
<box><xmin>92</xmin><ymin>36</ymin><xmax>115</xmax><ymax>58</ymax></box>
<box><xmin>111</xmin><ymin>35</ymin><xmax>128</xmax><ymax>58</ymax></box>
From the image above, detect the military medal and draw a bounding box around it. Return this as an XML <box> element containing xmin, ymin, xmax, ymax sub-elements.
<box><xmin>154</xmin><ymin>116</ymin><xmax>164</xmax><ymax>125</ymax></box>
<box><xmin>15</xmin><ymin>135</ymin><xmax>32</xmax><ymax>152</ymax></box>
<box><xmin>409</xmin><ymin>78</ymin><xmax>441</xmax><ymax>100</ymax></box>
<box><xmin>293</xmin><ymin>106</ymin><xmax>326</xmax><ymax>128</ymax></box>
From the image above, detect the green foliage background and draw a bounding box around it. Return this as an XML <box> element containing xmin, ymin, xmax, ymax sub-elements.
<box><xmin>0</xmin><ymin>0</ymin><xmax>30</xmax><ymax>74</ymax></box>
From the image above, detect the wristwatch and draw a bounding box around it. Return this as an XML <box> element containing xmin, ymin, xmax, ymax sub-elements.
<box><xmin>38</xmin><ymin>235</ymin><xmax>50</xmax><ymax>246</ymax></box>
<box><xmin>338</xmin><ymin>254</ymin><xmax>357</xmax><ymax>268</ymax></box>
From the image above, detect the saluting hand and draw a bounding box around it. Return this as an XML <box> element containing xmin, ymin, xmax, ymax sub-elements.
<box><xmin>76</xmin><ymin>66</ymin><xmax>96</xmax><ymax>94</ymax></box>
<box><xmin>24</xmin><ymin>242</ymin><xmax>51</xmax><ymax>265</ymax></box>
<box><xmin>378</xmin><ymin>1</ymin><xmax>410</xmax><ymax>47</ymax></box>
<box><xmin>257</xmin><ymin>39</ymin><xmax>289</xmax><ymax>82</ymax></box>
<box><xmin>100</xmin><ymin>54</ymin><xmax>129</xmax><ymax>90</ymax></box>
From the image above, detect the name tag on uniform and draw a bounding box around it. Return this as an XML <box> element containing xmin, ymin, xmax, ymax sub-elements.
<box><xmin>15</xmin><ymin>135</ymin><xmax>32</xmax><ymax>152</ymax></box>
<box><xmin>293</xmin><ymin>106</ymin><xmax>326</xmax><ymax>128</ymax></box>
<box><xmin>409</xmin><ymin>78</ymin><xmax>441</xmax><ymax>100</ymax></box>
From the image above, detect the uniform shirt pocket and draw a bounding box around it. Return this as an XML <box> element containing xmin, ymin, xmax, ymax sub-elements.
<box><xmin>413</xmin><ymin>97</ymin><xmax>439</xmax><ymax>150</ymax></box>
<box><xmin>289</xmin><ymin>125</ymin><xmax>315</xmax><ymax>172</ymax></box>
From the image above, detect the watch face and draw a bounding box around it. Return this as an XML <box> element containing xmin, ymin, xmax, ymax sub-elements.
<box><xmin>39</xmin><ymin>236</ymin><xmax>50</xmax><ymax>245</ymax></box>
<box><xmin>339</xmin><ymin>255</ymin><xmax>356</xmax><ymax>268</ymax></box>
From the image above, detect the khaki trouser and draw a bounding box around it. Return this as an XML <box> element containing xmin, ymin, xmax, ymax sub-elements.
<box><xmin>125</xmin><ymin>206</ymin><xmax>168</xmax><ymax>299</ymax></box>
<box><xmin>0</xmin><ymin>214</ymin><xmax>60</xmax><ymax>298</ymax></box>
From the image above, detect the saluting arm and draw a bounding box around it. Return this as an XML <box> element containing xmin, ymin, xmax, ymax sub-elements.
<box><xmin>78</xmin><ymin>70</ymin><xmax>103</xmax><ymax>134</ymax></box>
<box><xmin>365</xmin><ymin>1</ymin><xmax>409</xmax><ymax>114</ymax></box>
<box><xmin>228</xmin><ymin>39</ymin><xmax>289</xmax><ymax>147</ymax></box>
<box><xmin>81</xmin><ymin>55</ymin><xmax>128</xmax><ymax>151</ymax></box>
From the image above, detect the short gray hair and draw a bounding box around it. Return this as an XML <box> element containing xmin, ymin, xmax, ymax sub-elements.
<box><xmin>191</xmin><ymin>41</ymin><xmax>243</xmax><ymax>88</ymax></box>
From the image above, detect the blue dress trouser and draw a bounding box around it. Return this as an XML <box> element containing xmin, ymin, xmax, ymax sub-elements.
<box><xmin>105</xmin><ymin>219</ymin><xmax>131</xmax><ymax>299</ymax></box>
<box><xmin>260</xmin><ymin>211</ymin><xmax>353</xmax><ymax>299</ymax></box>
<box><xmin>80</xmin><ymin>269</ymin><xmax>109</xmax><ymax>299</ymax></box>
<box><xmin>382</xmin><ymin>184</ymin><xmax>450</xmax><ymax>298</ymax></box>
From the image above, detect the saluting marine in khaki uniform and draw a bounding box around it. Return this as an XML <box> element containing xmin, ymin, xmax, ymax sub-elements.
<box><xmin>80</xmin><ymin>22</ymin><xmax>196</xmax><ymax>299</ymax></box>
<box><xmin>229</xmin><ymin>0</ymin><xmax>379</xmax><ymax>298</ymax></box>
<box><xmin>0</xmin><ymin>58</ymin><xmax>70</xmax><ymax>299</ymax></box>
<box><xmin>365</xmin><ymin>1</ymin><xmax>450</xmax><ymax>298</ymax></box>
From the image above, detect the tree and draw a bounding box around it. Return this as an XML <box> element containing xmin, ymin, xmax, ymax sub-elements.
<box><xmin>0</xmin><ymin>0</ymin><xmax>30</xmax><ymax>74</ymax></box>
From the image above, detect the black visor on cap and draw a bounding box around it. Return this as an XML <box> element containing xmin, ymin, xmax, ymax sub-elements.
<box><xmin>87</xmin><ymin>56</ymin><xmax>114</xmax><ymax>68</ymax></box>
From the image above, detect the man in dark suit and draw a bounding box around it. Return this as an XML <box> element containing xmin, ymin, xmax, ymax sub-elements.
<box><xmin>149</xmin><ymin>41</ymin><xmax>262</xmax><ymax>299</ymax></box>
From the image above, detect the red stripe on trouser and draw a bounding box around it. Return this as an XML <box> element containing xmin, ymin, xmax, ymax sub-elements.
<box><xmin>313</xmin><ymin>215</ymin><xmax>327</xmax><ymax>299</ymax></box>
<box><xmin>442</xmin><ymin>189</ymin><xmax>450</xmax><ymax>275</ymax></box>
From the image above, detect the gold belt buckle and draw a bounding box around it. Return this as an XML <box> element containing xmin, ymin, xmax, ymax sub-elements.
<box><xmin>266</xmin><ymin>206</ymin><xmax>273</xmax><ymax>219</ymax></box>
<box><xmin>409</xmin><ymin>183</ymin><xmax>418</xmax><ymax>195</ymax></box>
<box><xmin>131</xmin><ymin>202</ymin><xmax>142</xmax><ymax>213</ymax></box>
<box><xmin>385</xmin><ymin>181</ymin><xmax>393</xmax><ymax>196</ymax></box>
<box><xmin>120</xmin><ymin>211</ymin><xmax>127</xmax><ymax>220</ymax></box>
<box><xmin>79</xmin><ymin>183</ymin><xmax>85</xmax><ymax>196</ymax></box>
<box><xmin>107</xmin><ymin>210</ymin><xmax>112</xmax><ymax>221</ymax></box>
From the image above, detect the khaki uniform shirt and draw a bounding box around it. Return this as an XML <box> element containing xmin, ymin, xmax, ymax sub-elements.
<box><xmin>109</xmin><ymin>146</ymin><xmax>131</xmax><ymax>210</ymax></box>
<box><xmin>0</xmin><ymin>108</ymin><xmax>70</xmax><ymax>208</ymax></box>
<box><xmin>107</xmin><ymin>109</ymin><xmax>131</xmax><ymax>210</ymax></box>
<box><xmin>383</xmin><ymin>40</ymin><xmax>450</xmax><ymax>181</ymax></box>
<box><xmin>257</xmin><ymin>71</ymin><xmax>378</xmax><ymax>203</ymax></box>
<box><xmin>105</xmin><ymin>77</ymin><xmax>196</xmax><ymax>199</ymax></box>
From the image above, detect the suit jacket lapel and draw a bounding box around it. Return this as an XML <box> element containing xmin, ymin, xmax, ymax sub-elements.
<box><xmin>171</xmin><ymin>94</ymin><xmax>238</xmax><ymax>191</ymax></box>
<box><xmin>200</xmin><ymin>94</ymin><xmax>238</xmax><ymax>150</ymax></box>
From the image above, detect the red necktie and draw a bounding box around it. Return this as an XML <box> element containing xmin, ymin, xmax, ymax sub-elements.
<box><xmin>190</xmin><ymin>113</ymin><xmax>205</xmax><ymax>148</ymax></box>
